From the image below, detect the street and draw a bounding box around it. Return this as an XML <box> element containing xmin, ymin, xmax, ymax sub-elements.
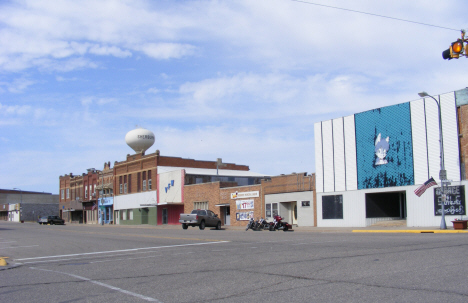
<box><xmin>1</xmin><ymin>221</ymin><xmax>467</xmax><ymax>303</ymax></box>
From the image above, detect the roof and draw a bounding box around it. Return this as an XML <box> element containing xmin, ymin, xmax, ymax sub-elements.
<box><xmin>157</xmin><ymin>166</ymin><xmax>269</xmax><ymax>177</ymax></box>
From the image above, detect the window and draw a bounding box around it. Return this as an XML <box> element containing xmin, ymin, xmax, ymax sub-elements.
<box><xmin>121</xmin><ymin>210</ymin><xmax>127</xmax><ymax>220</ymax></box>
<box><xmin>119</xmin><ymin>176</ymin><xmax>122</xmax><ymax>194</ymax></box>
<box><xmin>148</xmin><ymin>170</ymin><xmax>152</xmax><ymax>189</ymax></box>
<box><xmin>302</xmin><ymin>201</ymin><xmax>310</xmax><ymax>207</ymax></box>
<box><xmin>322</xmin><ymin>195</ymin><xmax>343</xmax><ymax>219</ymax></box>
<box><xmin>137</xmin><ymin>172</ymin><xmax>141</xmax><ymax>192</ymax></box>
<box><xmin>119</xmin><ymin>184</ymin><xmax>123</xmax><ymax>194</ymax></box>
<box><xmin>128</xmin><ymin>209</ymin><xmax>133</xmax><ymax>220</ymax></box>
<box><xmin>128</xmin><ymin>174</ymin><xmax>132</xmax><ymax>193</ymax></box>
<box><xmin>266</xmin><ymin>203</ymin><xmax>278</xmax><ymax>217</ymax></box>
<box><xmin>85</xmin><ymin>186</ymin><xmax>88</xmax><ymax>198</ymax></box>
<box><xmin>265</xmin><ymin>204</ymin><xmax>271</xmax><ymax>217</ymax></box>
<box><xmin>61</xmin><ymin>189</ymin><xmax>64</xmax><ymax>199</ymax></box>
<box><xmin>143</xmin><ymin>180</ymin><xmax>146</xmax><ymax>191</ymax></box>
<box><xmin>124</xmin><ymin>183</ymin><xmax>127</xmax><ymax>194</ymax></box>
<box><xmin>193</xmin><ymin>202</ymin><xmax>208</xmax><ymax>210</ymax></box>
<box><xmin>66</xmin><ymin>188</ymin><xmax>70</xmax><ymax>199</ymax></box>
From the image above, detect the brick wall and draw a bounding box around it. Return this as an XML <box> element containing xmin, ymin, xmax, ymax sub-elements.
<box><xmin>183</xmin><ymin>182</ymin><xmax>221</xmax><ymax>215</ymax></box>
<box><xmin>262</xmin><ymin>173</ymin><xmax>315</xmax><ymax>195</ymax></box>
<box><xmin>220</xmin><ymin>185</ymin><xmax>262</xmax><ymax>227</ymax></box>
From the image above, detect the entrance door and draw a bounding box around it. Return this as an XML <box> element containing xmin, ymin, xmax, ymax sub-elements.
<box><xmin>224</xmin><ymin>207</ymin><xmax>230</xmax><ymax>225</ymax></box>
<box><xmin>292</xmin><ymin>202</ymin><xmax>298</xmax><ymax>225</ymax></box>
<box><xmin>162</xmin><ymin>208</ymin><xmax>168</xmax><ymax>224</ymax></box>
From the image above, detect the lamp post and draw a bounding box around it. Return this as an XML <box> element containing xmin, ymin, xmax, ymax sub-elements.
<box><xmin>13</xmin><ymin>188</ymin><xmax>22</xmax><ymax>222</ymax></box>
<box><xmin>418</xmin><ymin>91</ymin><xmax>447</xmax><ymax>229</ymax></box>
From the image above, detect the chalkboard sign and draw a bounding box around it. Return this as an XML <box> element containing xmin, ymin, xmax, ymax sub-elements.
<box><xmin>434</xmin><ymin>185</ymin><xmax>465</xmax><ymax>216</ymax></box>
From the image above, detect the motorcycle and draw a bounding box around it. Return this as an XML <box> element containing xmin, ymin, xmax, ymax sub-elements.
<box><xmin>269</xmin><ymin>215</ymin><xmax>292</xmax><ymax>232</ymax></box>
<box><xmin>256</xmin><ymin>217</ymin><xmax>270</xmax><ymax>230</ymax></box>
<box><xmin>245</xmin><ymin>217</ymin><xmax>256</xmax><ymax>231</ymax></box>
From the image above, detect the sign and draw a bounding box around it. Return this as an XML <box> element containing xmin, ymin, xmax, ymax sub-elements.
<box><xmin>236</xmin><ymin>211</ymin><xmax>254</xmax><ymax>221</ymax></box>
<box><xmin>236</xmin><ymin>199</ymin><xmax>254</xmax><ymax>210</ymax></box>
<box><xmin>231</xmin><ymin>191</ymin><xmax>259</xmax><ymax>199</ymax></box>
<box><xmin>434</xmin><ymin>185</ymin><xmax>465</xmax><ymax>216</ymax></box>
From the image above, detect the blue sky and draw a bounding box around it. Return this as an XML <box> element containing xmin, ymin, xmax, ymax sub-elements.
<box><xmin>1</xmin><ymin>0</ymin><xmax>467</xmax><ymax>194</ymax></box>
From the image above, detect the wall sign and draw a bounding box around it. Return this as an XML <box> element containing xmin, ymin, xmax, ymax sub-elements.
<box><xmin>236</xmin><ymin>211</ymin><xmax>254</xmax><ymax>221</ymax></box>
<box><xmin>236</xmin><ymin>199</ymin><xmax>254</xmax><ymax>210</ymax></box>
<box><xmin>231</xmin><ymin>191</ymin><xmax>259</xmax><ymax>199</ymax></box>
<box><xmin>434</xmin><ymin>185</ymin><xmax>465</xmax><ymax>216</ymax></box>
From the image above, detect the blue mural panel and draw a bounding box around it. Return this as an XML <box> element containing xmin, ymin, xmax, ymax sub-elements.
<box><xmin>355</xmin><ymin>103</ymin><xmax>414</xmax><ymax>189</ymax></box>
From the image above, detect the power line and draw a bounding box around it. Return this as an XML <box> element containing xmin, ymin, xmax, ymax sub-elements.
<box><xmin>291</xmin><ymin>0</ymin><xmax>460</xmax><ymax>32</ymax></box>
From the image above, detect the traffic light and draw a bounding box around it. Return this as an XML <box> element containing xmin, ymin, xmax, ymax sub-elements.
<box><xmin>442</xmin><ymin>39</ymin><xmax>464</xmax><ymax>60</ymax></box>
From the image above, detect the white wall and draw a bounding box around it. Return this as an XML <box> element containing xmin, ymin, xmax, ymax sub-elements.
<box><xmin>317</xmin><ymin>180</ymin><xmax>467</xmax><ymax>227</ymax></box>
<box><xmin>158</xmin><ymin>169</ymin><xmax>184</xmax><ymax>204</ymax></box>
<box><xmin>114</xmin><ymin>191</ymin><xmax>157</xmax><ymax>210</ymax></box>
<box><xmin>265</xmin><ymin>191</ymin><xmax>315</xmax><ymax>226</ymax></box>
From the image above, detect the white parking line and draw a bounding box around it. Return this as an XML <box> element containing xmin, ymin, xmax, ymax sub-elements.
<box><xmin>16</xmin><ymin>241</ymin><xmax>229</xmax><ymax>261</ymax></box>
<box><xmin>30</xmin><ymin>267</ymin><xmax>162</xmax><ymax>302</ymax></box>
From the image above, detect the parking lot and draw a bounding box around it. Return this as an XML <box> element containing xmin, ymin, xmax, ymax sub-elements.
<box><xmin>1</xmin><ymin>221</ymin><xmax>467</xmax><ymax>302</ymax></box>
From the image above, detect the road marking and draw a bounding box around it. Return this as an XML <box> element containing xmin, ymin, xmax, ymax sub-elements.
<box><xmin>30</xmin><ymin>267</ymin><xmax>162</xmax><ymax>302</ymax></box>
<box><xmin>0</xmin><ymin>241</ymin><xmax>17</xmax><ymax>244</ymax></box>
<box><xmin>0</xmin><ymin>245</ymin><xmax>39</xmax><ymax>249</ymax></box>
<box><xmin>58</xmin><ymin>229</ymin><xmax>225</xmax><ymax>242</ymax></box>
<box><xmin>16</xmin><ymin>241</ymin><xmax>229</xmax><ymax>261</ymax></box>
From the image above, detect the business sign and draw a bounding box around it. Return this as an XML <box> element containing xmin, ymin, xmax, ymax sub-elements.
<box><xmin>236</xmin><ymin>211</ymin><xmax>254</xmax><ymax>221</ymax></box>
<box><xmin>434</xmin><ymin>185</ymin><xmax>465</xmax><ymax>216</ymax></box>
<box><xmin>236</xmin><ymin>199</ymin><xmax>254</xmax><ymax>210</ymax></box>
<box><xmin>231</xmin><ymin>191</ymin><xmax>259</xmax><ymax>199</ymax></box>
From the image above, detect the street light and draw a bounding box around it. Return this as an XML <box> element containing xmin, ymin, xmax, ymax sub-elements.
<box><xmin>418</xmin><ymin>91</ymin><xmax>447</xmax><ymax>229</ymax></box>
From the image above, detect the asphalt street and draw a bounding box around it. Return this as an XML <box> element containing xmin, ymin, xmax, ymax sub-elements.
<box><xmin>1</xmin><ymin>221</ymin><xmax>467</xmax><ymax>303</ymax></box>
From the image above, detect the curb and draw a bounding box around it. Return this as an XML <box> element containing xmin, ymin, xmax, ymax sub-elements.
<box><xmin>352</xmin><ymin>230</ymin><xmax>468</xmax><ymax>233</ymax></box>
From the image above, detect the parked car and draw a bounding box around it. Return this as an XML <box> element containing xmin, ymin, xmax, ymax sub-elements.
<box><xmin>38</xmin><ymin>216</ymin><xmax>65</xmax><ymax>225</ymax></box>
<box><xmin>179</xmin><ymin>209</ymin><xmax>222</xmax><ymax>230</ymax></box>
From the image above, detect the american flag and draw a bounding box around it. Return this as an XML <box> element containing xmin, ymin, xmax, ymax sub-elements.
<box><xmin>92</xmin><ymin>203</ymin><xmax>97</xmax><ymax>210</ymax></box>
<box><xmin>414</xmin><ymin>177</ymin><xmax>437</xmax><ymax>197</ymax></box>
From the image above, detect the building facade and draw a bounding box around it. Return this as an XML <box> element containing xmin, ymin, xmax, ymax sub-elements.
<box><xmin>314</xmin><ymin>88</ymin><xmax>467</xmax><ymax>227</ymax></box>
<box><xmin>0</xmin><ymin>189</ymin><xmax>59</xmax><ymax>222</ymax></box>
<box><xmin>113</xmin><ymin>150</ymin><xmax>255</xmax><ymax>225</ymax></box>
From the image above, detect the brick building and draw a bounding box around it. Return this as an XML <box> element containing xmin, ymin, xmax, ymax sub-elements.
<box><xmin>113</xmin><ymin>150</ymin><xmax>264</xmax><ymax>225</ymax></box>
<box><xmin>59</xmin><ymin>173</ymin><xmax>83</xmax><ymax>223</ymax></box>
<box><xmin>183</xmin><ymin>172</ymin><xmax>316</xmax><ymax>228</ymax></box>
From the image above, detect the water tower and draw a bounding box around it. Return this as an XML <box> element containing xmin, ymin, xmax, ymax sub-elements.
<box><xmin>125</xmin><ymin>128</ymin><xmax>155</xmax><ymax>154</ymax></box>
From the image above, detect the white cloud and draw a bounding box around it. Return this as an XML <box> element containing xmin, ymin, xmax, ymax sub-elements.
<box><xmin>137</xmin><ymin>43</ymin><xmax>195</xmax><ymax>60</ymax></box>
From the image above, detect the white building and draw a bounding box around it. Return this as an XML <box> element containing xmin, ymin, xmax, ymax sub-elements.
<box><xmin>314</xmin><ymin>89</ymin><xmax>467</xmax><ymax>227</ymax></box>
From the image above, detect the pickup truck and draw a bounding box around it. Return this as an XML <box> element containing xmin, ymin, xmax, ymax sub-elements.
<box><xmin>38</xmin><ymin>216</ymin><xmax>65</xmax><ymax>225</ymax></box>
<box><xmin>179</xmin><ymin>209</ymin><xmax>222</xmax><ymax>230</ymax></box>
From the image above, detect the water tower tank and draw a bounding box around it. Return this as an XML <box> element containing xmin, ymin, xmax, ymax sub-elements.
<box><xmin>125</xmin><ymin>128</ymin><xmax>155</xmax><ymax>154</ymax></box>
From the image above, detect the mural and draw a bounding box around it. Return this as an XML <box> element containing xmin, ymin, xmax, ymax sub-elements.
<box><xmin>355</xmin><ymin>103</ymin><xmax>414</xmax><ymax>189</ymax></box>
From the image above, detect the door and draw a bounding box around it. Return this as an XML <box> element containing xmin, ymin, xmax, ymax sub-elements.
<box><xmin>292</xmin><ymin>202</ymin><xmax>298</xmax><ymax>225</ymax></box>
<box><xmin>162</xmin><ymin>208</ymin><xmax>168</xmax><ymax>224</ymax></box>
<box><xmin>224</xmin><ymin>207</ymin><xmax>230</xmax><ymax>225</ymax></box>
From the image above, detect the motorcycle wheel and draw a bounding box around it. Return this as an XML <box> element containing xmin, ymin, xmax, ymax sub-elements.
<box><xmin>269</xmin><ymin>224</ymin><xmax>274</xmax><ymax>231</ymax></box>
<box><xmin>245</xmin><ymin>224</ymin><xmax>250</xmax><ymax>231</ymax></box>
<box><xmin>283</xmin><ymin>225</ymin><xmax>289</xmax><ymax>232</ymax></box>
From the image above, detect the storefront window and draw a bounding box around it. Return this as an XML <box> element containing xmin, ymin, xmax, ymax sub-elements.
<box><xmin>266</xmin><ymin>204</ymin><xmax>271</xmax><ymax>217</ymax></box>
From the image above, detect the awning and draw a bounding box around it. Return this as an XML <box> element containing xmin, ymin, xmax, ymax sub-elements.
<box><xmin>215</xmin><ymin>203</ymin><xmax>231</xmax><ymax>207</ymax></box>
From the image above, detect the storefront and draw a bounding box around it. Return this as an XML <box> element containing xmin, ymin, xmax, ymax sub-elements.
<box><xmin>98</xmin><ymin>197</ymin><xmax>114</xmax><ymax>224</ymax></box>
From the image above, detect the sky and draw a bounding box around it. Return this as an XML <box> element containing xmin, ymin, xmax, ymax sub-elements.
<box><xmin>1</xmin><ymin>0</ymin><xmax>467</xmax><ymax>195</ymax></box>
